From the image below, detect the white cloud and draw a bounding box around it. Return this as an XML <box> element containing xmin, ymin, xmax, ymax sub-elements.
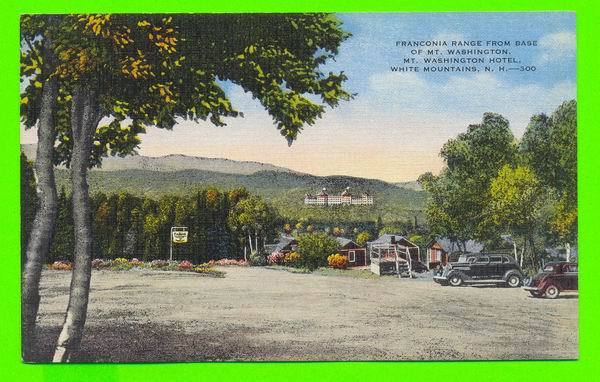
<box><xmin>357</xmin><ymin>70</ymin><xmax>575</xmax><ymax>138</ymax></box>
<box><xmin>536</xmin><ymin>31</ymin><xmax>576</xmax><ymax>65</ymax></box>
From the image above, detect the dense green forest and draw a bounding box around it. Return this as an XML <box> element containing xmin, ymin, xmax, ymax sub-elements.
<box><xmin>49</xmin><ymin>167</ymin><xmax>427</xmax><ymax>224</ymax></box>
<box><xmin>23</xmin><ymin>154</ymin><xmax>421</xmax><ymax>264</ymax></box>
<box><xmin>22</xmin><ymin>154</ymin><xmax>282</xmax><ymax>264</ymax></box>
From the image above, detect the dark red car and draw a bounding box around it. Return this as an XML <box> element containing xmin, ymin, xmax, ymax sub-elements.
<box><xmin>522</xmin><ymin>262</ymin><xmax>578</xmax><ymax>299</ymax></box>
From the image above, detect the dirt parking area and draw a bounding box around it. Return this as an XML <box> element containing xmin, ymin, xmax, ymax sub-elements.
<box><xmin>30</xmin><ymin>266</ymin><xmax>578</xmax><ymax>362</ymax></box>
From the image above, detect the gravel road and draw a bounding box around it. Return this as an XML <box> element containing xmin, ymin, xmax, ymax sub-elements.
<box><xmin>28</xmin><ymin>266</ymin><xmax>578</xmax><ymax>362</ymax></box>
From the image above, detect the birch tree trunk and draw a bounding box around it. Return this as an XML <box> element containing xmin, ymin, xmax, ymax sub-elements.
<box><xmin>254</xmin><ymin>230</ymin><xmax>258</xmax><ymax>253</ymax></box>
<box><xmin>22</xmin><ymin>74</ymin><xmax>58</xmax><ymax>361</ymax></box>
<box><xmin>519</xmin><ymin>246</ymin><xmax>525</xmax><ymax>268</ymax></box>
<box><xmin>528</xmin><ymin>235</ymin><xmax>538</xmax><ymax>270</ymax></box>
<box><xmin>53</xmin><ymin>87</ymin><xmax>100</xmax><ymax>362</ymax></box>
<box><xmin>248</xmin><ymin>234</ymin><xmax>254</xmax><ymax>253</ymax></box>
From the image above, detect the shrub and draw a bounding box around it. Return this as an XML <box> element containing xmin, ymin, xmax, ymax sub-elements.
<box><xmin>111</xmin><ymin>257</ymin><xmax>133</xmax><ymax>270</ymax></box>
<box><xmin>150</xmin><ymin>259</ymin><xmax>169</xmax><ymax>269</ymax></box>
<box><xmin>193</xmin><ymin>265</ymin><xmax>225</xmax><ymax>278</ymax></box>
<box><xmin>297</xmin><ymin>232</ymin><xmax>340</xmax><ymax>270</ymax></box>
<box><xmin>130</xmin><ymin>258</ymin><xmax>144</xmax><ymax>267</ymax></box>
<box><xmin>164</xmin><ymin>261</ymin><xmax>181</xmax><ymax>271</ymax></box>
<box><xmin>50</xmin><ymin>260</ymin><xmax>73</xmax><ymax>271</ymax></box>
<box><xmin>327</xmin><ymin>253</ymin><xmax>348</xmax><ymax>269</ymax></box>
<box><xmin>267</xmin><ymin>252</ymin><xmax>285</xmax><ymax>265</ymax></box>
<box><xmin>91</xmin><ymin>258</ymin><xmax>105</xmax><ymax>269</ymax></box>
<box><xmin>178</xmin><ymin>260</ymin><xmax>193</xmax><ymax>270</ymax></box>
<box><xmin>355</xmin><ymin>231</ymin><xmax>371</xmax><ymax>247</ymax></box>
<box><xmin>283</xmin><ymin>251</ymin><xmax>301</xmax><ymax>267</ymax></box>
<box><xmin>210</xmin><ymin>258</ymin><xmax>249</xmax><ymax>266</ymax></box>
<box><xmin>249</xmin><ymin>251</ymin><xmax>267</xmax><ymax>266</ymax></box>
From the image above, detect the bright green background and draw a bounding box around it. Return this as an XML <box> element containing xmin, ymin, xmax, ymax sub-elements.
<box><xmin>2</xmin><ymin>1</ymin><xmax>598</xmax><ymax>381</ymax></box>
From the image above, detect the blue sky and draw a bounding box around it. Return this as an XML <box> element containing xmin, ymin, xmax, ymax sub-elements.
<box><xmin>333</xmin><ymin>12</ymin><xmax>575</xmax><ymax>91</ymax></box>
<box><xmin>21</xmin><ymin>12</ymin><xmax>576</xmax><ymax>182</ymax></box>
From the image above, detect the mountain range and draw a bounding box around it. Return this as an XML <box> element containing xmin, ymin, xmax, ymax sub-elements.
<box><xmin>20</xmin><ymin>143</ymin><xmax>294</xmax><ymax>175</ymax></box>
<box><xmin>21</xmin><ymin>144</ymin><xmax>427</xmax><ymax>223</ymax></box>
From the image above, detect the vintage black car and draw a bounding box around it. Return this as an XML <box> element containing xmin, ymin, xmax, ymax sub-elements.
<box><xmin>411</xmin><ymin>261</ymin><xmax>429</xmax><ymax>273</ymax></box>
<box><xmin>522</xmin><ymin>262</ymin><xmax>578</xmax><ymax>298</ymax></box>
<box><xmin>433</xmin><ymin>253</ymin><xmax>524</xmax><ymax>287</ymax></box>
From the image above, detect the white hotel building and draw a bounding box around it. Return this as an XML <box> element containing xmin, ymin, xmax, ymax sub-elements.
<box><xmin>304</xmin><ymin>187</ymin><xmax>374</xmax><ymax>206</ymax></box>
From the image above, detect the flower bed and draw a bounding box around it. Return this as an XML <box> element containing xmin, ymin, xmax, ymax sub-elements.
<box><xmin>48</xmin><ymin>257</ymin><xmax>227</xmax><ymax>277</ymax></box>
<box><xmin>267</xmin><ymin>252</ymin><xmax>285</xmax><ymax>265</ymax></box>
<box><xmin>49</xmin><ymin>260</ymin><xmax>73</xmax><ymax>271</ymax></box>
<box><xmin>49</xmin><ymin>258</ymin><xmax>225</xmax><ymax>277</ymax></box>
<box><xmin>111</xmin><ymin>257</ymin><xmax>133</xmax><ymax>270</ymax></box>
<box><xmin>150</xmin><ymin>259</ymin><xmax>169</xmax><ymax>269</ymax></box>
<box><xmin>130</xmin><ymin>258</ymin><xmax>144</xmax><ymax>267</ymax></box>
<box><xmin>193</xmin><ymin>264</ymin><xmax>225</xmax><ymax>278</ymax></box>
<box><xmin>91</xmin><ymin>258</ymin><xmax>108</xmax><ymax>269</ymax></box>
<box><xmin>208</xmin><ymin>258</ymin><xmax>249</xmax><ymax>267</ymax></box>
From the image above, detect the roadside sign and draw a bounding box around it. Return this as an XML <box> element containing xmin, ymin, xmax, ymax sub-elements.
<box><xmin>171</xmin><ymin>227</ymin><xmax>188</xmax><ymax>243</ymax></box>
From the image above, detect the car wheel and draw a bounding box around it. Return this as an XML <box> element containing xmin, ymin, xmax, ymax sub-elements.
<box><xmin>545</xmin><ymin>285</ymin><xmax>560</xmax><ymax>299</ymax></box>
<box><xmin>507</xmin><ymin>274</ymin><xmax>521</xmax><ymax>288</ymax></box>
<box><xmin>449</xmin><ymin>274</ymin><xmax>463</xmax><ymax>287</ymax></box>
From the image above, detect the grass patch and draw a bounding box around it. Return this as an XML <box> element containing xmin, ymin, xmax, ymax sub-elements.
<box><xmin>264</xmin><ymin>265</ymin><xmax>313</xmax><ymax>274</ymax></box>
<box><xmin>314</xmin><ymin>267</ymin><xmax>380</xmax><ymax>279</ymax></box>
<box><xmin>264</xmin><ymin>265</ymin><xmax>379</xmax><ymax>279</ymax></box>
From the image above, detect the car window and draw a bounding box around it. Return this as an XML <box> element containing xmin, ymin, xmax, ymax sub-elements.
<box><xmin>490</xmin><ymin>256</ymin><xmax>502</xmax><ymax>263</ymax></box>
<box><xmin>565</xmin><ymin>264</ymin><xmax>578</xmax><ymax>273</ymax></box>
<box><xmin>467</xmin><ymin>257</ymin><xmax>476</xmax><ymax>263</ymax></box>
<box><xmin>477</xmin><ymin>257</ymin><xmax>489</xmax><ymax>263</ymax></box>
<box><xmin>502</xmin><ymin>257</ymin><xmax>511</xmax><ymax>263</ymax></box>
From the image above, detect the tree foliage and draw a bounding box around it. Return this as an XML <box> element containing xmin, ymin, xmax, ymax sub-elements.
<box><xmin>521</xmin><ymin>100</ymin><xmax>577</xmax><ymax>245</ymax></box>
<box><xmin>296</xmin><ymin>232</ymin><xmax>340</xmax><ymax>270</ymax></box>
<box><xmin>21</xmin><ymin>14</ymin><xmax>353</xmax><ymax>168</ymax></box>
<box><xmin>419</xmin><ymin>113</ymin><xmax>518</xmax><ymax>247</ymax></box>
<box><xmin>21</xmin><ymin>185</ymin><xmax>281</xmax><ymax>264</ymax></box>
<box><xmin>419</xmin><ymin>101</ymin><xmax>577</xmax><ymax>267</ymax></box>
<box><xmin>355</xmin><ymin>231</ymin><xmax>371</xmax><ymax>246</ymax></box>
<box><xmin>489</xmin><ymin>165</ymin><xmax>544</xmax><ymax>229</ymax></box>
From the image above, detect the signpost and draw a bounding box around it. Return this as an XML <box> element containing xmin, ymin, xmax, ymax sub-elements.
<box><xmin>170</xmin><ymin>226</ymin><xmax>188</xmax><ymax>261</ymax></box>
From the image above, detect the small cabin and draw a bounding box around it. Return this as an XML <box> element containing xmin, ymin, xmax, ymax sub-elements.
<box><xmin>335</xmin><ymin>237</ymin><xmax>368</xmax><ymax>266</ymax></box>
<box><xmin>266</xmin><ymin>235</ymin><xmax>298</xmax><ymax>255</ymax></box>
<box><xmin>426</xmin><ymin>237</ymin><xmax>484</xmax><ymax>268</ymax></box>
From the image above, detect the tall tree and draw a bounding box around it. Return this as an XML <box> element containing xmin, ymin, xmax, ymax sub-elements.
<box><xmin>228</xmin><ymin>194</ymin><xmax>280</xmax><ymax>255</ymax></box>
<box><xmin>20</xmin><ymin>16</ymin><xmax>61</xmax><ymax>358</ymax></box>
<box><xmin>25</xmin><ymin>13</ymin><xmax>351</xmax><ymax>361</ymax></box>
<box><xmin>20</xmin><ymin>15</ymin><xmax>150</xmax><ymax>358</ymax></box>
<box><xmin>489</xmin><ymin>165</ymin><xmax>545</xmax><ymax>268</ymax></box>
<box><xmin>419</xmin><ymin>113</ymin><xmax>518</xmax><ymax>247</ymax></box>
<box><xmin>521</xmin><ymin>100</ymin><xmax>577</xmax><ymax>258</ymax></box>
